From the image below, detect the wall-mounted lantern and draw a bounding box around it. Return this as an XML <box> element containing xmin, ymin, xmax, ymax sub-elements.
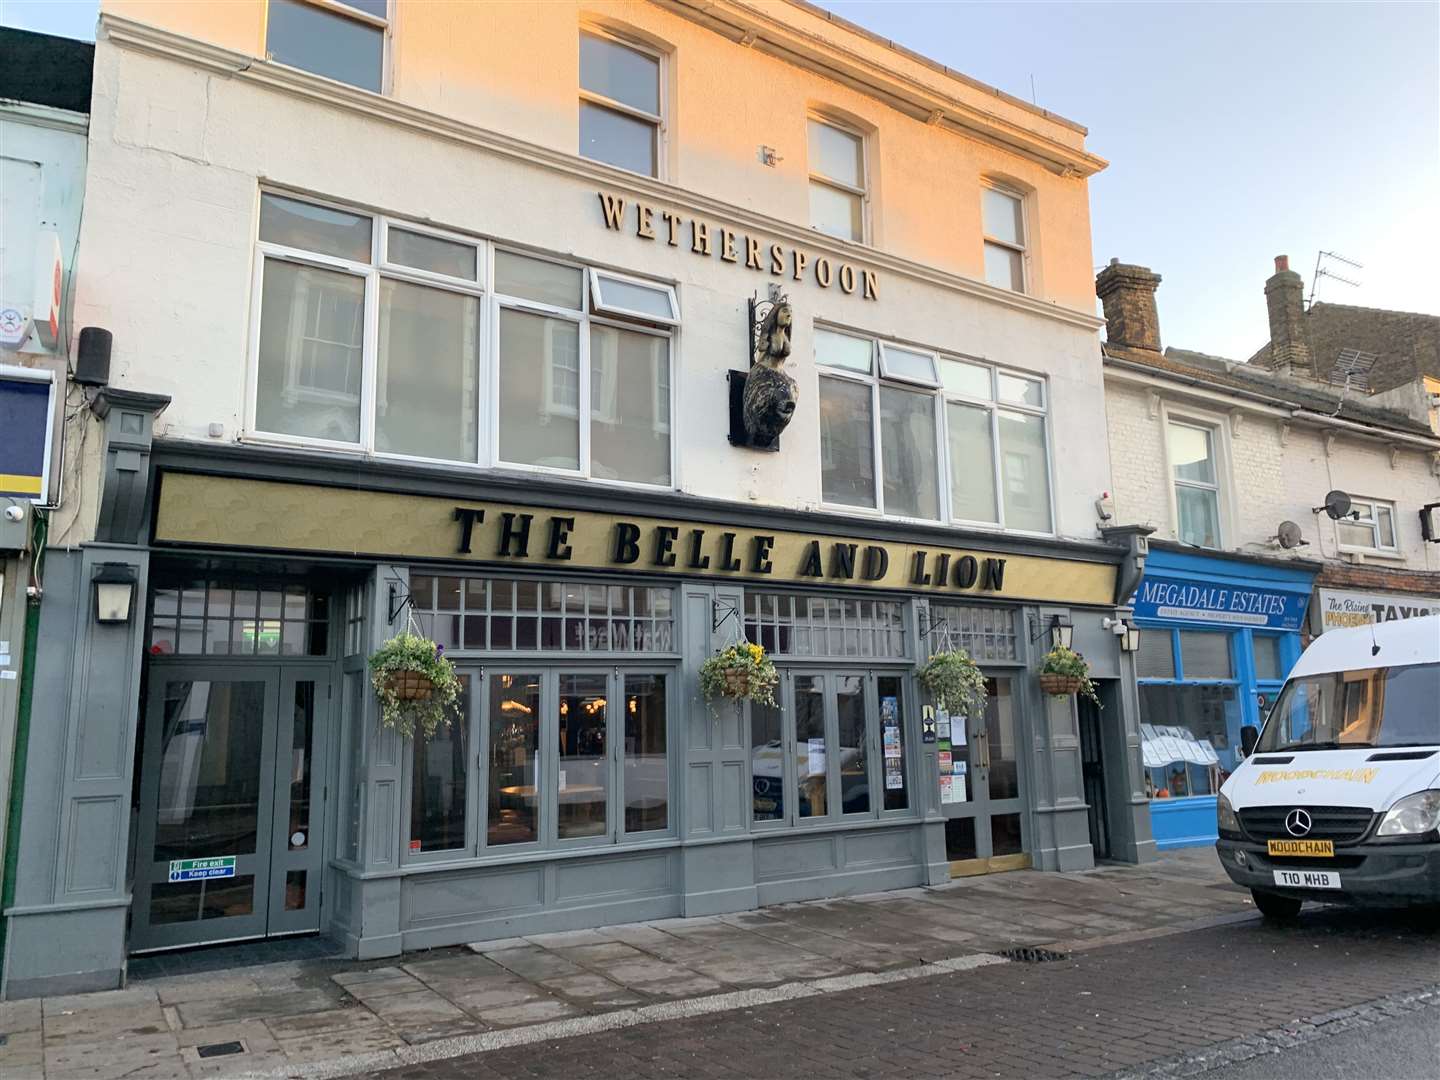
<box><xmin>1123</xmin><ymin>624</ymin><xmax>1142</xmax><ymax>653</ymax></box>
<box><xmin>92</xmin><ymin>562</ymin><xmax>138</xmax><ymax>624</ymax></box>
<box><xmin>1033</xmin><ymin>612</ymin><xmax>1074</xmax><ymax>650</ymax></box>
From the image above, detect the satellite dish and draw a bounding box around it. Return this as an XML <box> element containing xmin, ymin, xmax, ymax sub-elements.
<box><xmin>1317</xmin><ymin>490</ymin><xmax>1353</xmax><ymax>520</ymax></box>
<box><xmin>1275</xmin><ymin>521</ymin><xmax>1307</xmax><ymax>549</ymax></box>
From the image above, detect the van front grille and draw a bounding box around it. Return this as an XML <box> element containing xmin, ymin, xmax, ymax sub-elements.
<box><xmin>1238</xmin><ymin>805</ymin><xmax>1375</xmax><ymax>844</ymax></box>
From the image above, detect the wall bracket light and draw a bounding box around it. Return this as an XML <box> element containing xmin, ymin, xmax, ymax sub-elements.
<box><xmin>92</xmin><ymin>562</ymin><xmax>137</xmax><ymax>624</ymax></box>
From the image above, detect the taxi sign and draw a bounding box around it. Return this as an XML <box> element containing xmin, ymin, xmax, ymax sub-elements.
<box><xmin>1266</xmin><ymin>838</ymin><xmax>1334</xmax><ymax>857</ymax></box>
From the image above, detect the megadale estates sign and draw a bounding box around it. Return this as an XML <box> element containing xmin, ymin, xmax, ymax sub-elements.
<box><xmin>154</xmin><ymin>474</ymin><xmax>1117</xmax><ymax>606</ymax></box>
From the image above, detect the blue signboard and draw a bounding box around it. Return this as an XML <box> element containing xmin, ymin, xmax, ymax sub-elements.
<box><xmin>0</xmin><ymin>369</ymin><xmax>55</xmax><ymax>501</ymax></box>
<box><xmin>1133</xmin><ymin>574</ymin><xmax>1309</xmax><ymax>631</ymax></box>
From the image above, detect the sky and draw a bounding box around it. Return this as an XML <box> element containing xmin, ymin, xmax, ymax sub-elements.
<box><xmin>4</xmin><ymin>0</ymin><xmax>1437</xmax><ymax>362</ymax></box>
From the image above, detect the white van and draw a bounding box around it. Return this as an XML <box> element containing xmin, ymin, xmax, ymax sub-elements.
<box><xmin>1216</xmin><ymin>614</ymin><xmax>1440</xmax><ymax>918</ymax></box>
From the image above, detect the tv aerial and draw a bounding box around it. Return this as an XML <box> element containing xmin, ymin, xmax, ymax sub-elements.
<box><xmin>1273</xmin><ymin>520</ymin><xmax>1308</xmax><ymax>549</ymax></box>
<box><xmin>1307</xmin><ymin>251</ymin><xmax>1362</xmax><ymax>309</ymax></box>
<box><xmin>1312</xmin><ymin>489</ymin><xmax>1359</xmax><ymax>521</ymax></box>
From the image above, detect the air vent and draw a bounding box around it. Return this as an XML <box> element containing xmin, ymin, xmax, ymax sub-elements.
<box><xmin>1366</xmin><ymin>750</ymin><xmax>1437</xmax><ymax>763</ymax></box>
<box><xmin>998</xmin><ymin>946</ymin><xmax>1068</xmax><ymax>963</ymax></box>
<box><xmin>195</xmin><ymin>1041</ymin><xmax>246</xmax><ymax>1059</ymax></box>
<box><xmin>1251</xmin><ymin>756</ymin><xmax>1295</xmax><ymax>765</ymax></box>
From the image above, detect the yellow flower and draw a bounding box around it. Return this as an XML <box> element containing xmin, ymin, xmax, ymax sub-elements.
<box><xmin>747</xmin><ymin>643</ymin><xmax>763</xmax><ymax>662</ymax></box>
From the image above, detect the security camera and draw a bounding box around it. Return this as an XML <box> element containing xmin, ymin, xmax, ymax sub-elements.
<box><xmin>3</xmin><ymin>505</ymin><xmax>26</xmax><ymax>523</ymax></box>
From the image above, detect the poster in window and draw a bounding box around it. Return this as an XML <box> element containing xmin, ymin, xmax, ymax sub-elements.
<box><xmin>939</xmin><ymin>776</ymin><xmax>953</xmax><ymax>802</ymax></box>
<box><xmin>807</xmin><ymin>738</ymin><xmax>826</xmax><ymax>777</ymax></box>
<box><xmin>938</xmin><ymin>750</ymin><xmax>952</xmax><ymax>775</ymax></box>
<box><xmin>952</xmin><ymin>760</ymin><xmax>967</xmax><ymax>802</ymax></box>
<box><xmin>884</xmin><ymin>764</ymin><xmax>904</xmax><ymax>791</ymax></box>
<box><xmin>883</xmin><ymin>725</ymin><xmax>902</xmax><ymax>759</ymax></box>
<box><xmin>937</xmin><ymin>714</ymin><xmax>951</xmax><ymax>742</ymax></box>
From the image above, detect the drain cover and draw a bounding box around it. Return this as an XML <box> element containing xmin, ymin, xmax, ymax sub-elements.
<box><xmin>196</xmin><ymin>1041</ymin><xmax>246</xmax><ymax>1059</ymax></box>
<box><xmin>998</xmin><ymin>946</ymin><xmax>1068</xmax><ymax>963</ymax></box>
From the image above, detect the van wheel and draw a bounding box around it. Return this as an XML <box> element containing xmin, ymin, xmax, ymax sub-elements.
<box><xmin>1251</xmin><ymin>889</ymin><xmax>1303</xmax><ymax>920</ymax></box>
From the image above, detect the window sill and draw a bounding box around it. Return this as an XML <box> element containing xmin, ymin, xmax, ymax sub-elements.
<box><xmin>1337</xmin><ymin>546</ymin><xmax>1404</xmax><ymax>562</ymax></box>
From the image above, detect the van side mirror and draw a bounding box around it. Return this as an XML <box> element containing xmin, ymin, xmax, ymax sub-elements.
<box><xmin>1240</xmin><ymin>725</ymin><xmax>1259</xmax><ymax>757</ymax></box>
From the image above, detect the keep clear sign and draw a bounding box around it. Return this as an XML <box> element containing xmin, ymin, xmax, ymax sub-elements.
<box><xmin>168</xmin><ymin>856</ymin><xmax>236</xmax><ymax>882</ymax></box>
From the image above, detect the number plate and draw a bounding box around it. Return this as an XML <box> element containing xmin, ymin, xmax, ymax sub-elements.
<box><xmin>1267</xmin><ymin>839</ymin><xmax>1334</xmax><ymax>857</ymax></box>
<box><xmin>1273</xmin><ymin>868</ymin><xmax>1340</xmax><ymax>889</ymax></box>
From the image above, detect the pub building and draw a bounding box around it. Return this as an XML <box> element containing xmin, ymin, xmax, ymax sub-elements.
<box><xmin>2</xmin><ymin>1</ymin><xmax>1154</xmax><ymax>997</ymax></box>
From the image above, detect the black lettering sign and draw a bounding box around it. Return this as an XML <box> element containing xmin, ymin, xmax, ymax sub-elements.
<box><xmin>932</xmin><ymin>553</ymin><xmax>950</xmax><ymax>589</ymax></box>
<box><xmin>830</xmin><ymin>542</ymin><xmax>858</xmax><ymax>579</ymax></box>
<box><xmin>751</xmin><ymin>535</ymin><xmax>776</xmax><ymax>574</ymax></box>
<box><xmin>982</xmin><ymin>557</ymin><xmax>1006</xmax><ymax>591</ymax></box>
<box><xmin>911</xmin><ymin>551</ymin><xmax>932</xmax><ymax>586</ymax></box>
<box><xmin>653</xmin><ymin>525</ymin><xmax>680</xmax><ymax>567</ymax></box>
<box><xmin>862</xmin><ymin>545</ymin><xmax>889</xmax><ymax>580</ymax></box>
<box><xmin>954</xmin><ymin>555</ymin><xmax>978</xmax><ymax>589</ymax></box>
<box><xmin>799</xmin><ymin>540</ymin><xmax>824</xmax><ymax>577</ymax></box>
<box><xmin>546</xmin><ymin>516</ymin><xmax>575</xmax><ymax>560</ymax></box>
<box><xmin>497</xmin><ymin>512</ymin><xmax>533</xmax><ymax>558</ymax></box>
<box><xmin>612</xmin><ymin>522</ymin><xmax>641</xmax><ymax>564</ymax></box>
<box><xmin>453</xmin><ymin>507</ymin><xmax>485</xmax><ymax>554</ymax></box>
<box><xmin>717</xmin><ymin>532</ymin><xmax>742</xmax><ymax>571</ymax></box>
<box><xmin>687</xmin><ymin>528</ymin><xmax>711</xmax><ymax>569</ymax></box>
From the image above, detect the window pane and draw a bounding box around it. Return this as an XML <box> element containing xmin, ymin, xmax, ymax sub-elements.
<box><xmin>255</xmin><ymin>259</ymin><xmax>364</xmax><ymax>442</ymax></box>
<box><xmin>815</xmin><ymin>329</ymin><xmax>873</xmax><ymax>373</ymax></box>
<box><xmin>558</xmin><ymin>674</ymin><xmax>608</xmax><ymax>839</ymax></box>
<box><xmin>410</xmin><ymin>675</ymin><xmax>469</xmax><ymax>853</ymax></box>
<box><xmin>1137</xmin><ymin>632</ymin><xmax>1176</xmax><ymax>679</ymax></box>
<box><xmin>338</xmin><ymin>0</ymin><xmax>387</xmax><ymax>16</ymax></box>
<box><xmin>880</xmin><ymin>344</ymin><xmax>937</xmax><ymax>384</ymax></box>
<box><xmin>590</xmin><ymin>324</ymin><xmax>671</xmax><ymax>485</ymax></box>
<box><xmin>751</xmin><ymin>699</ymin><xmax>784</xmax><ymax>822</ymax></box>
<box><xmin>997</xmin><ymin>409</ymin><xmax>1051</xmax><ymax>532</ymax></box>
<box><xmin>982</xmin><ymin>188</ymin><xmax>1024</xmax><ymax>246</ymax></box>
<box><xmin>794</xmin><ymin>675</ymin><xmax>827</xmax><ymax>818</ymax></box>
<box><xmin>487</xmin><ymin>673</ymin><xmax>540</xmax><ymax>846</ymax></box>
<box><xmin>498</xmin><ymin>308</ymin><xmax>580</xmax><ymax>469</ymax></box>
<box><xmin>376</xmin><ymin>280</ymin><xmax>479</xmax><ymax>461</ymax></box>
<box><xmin>1176</xmin><ymin>485</ymin><xmax>1221</xmax><ymax>547</ymax></box>
<box><xmin>947</xmin><ymin>401</ymin><xmax>998</xmax><ymax>523</ymax></box>
<box><xmin>580</xmin><ymin>32</ymin><xmax>659</xmax><ymax>115</ymax></box>
<box><xmin>997</xmin><ymin>372</ymin><xmax>1043</xmax><ymax>407</ymax></box>
<box><xmin>494</xmin><ymin>251</ymin><xmax>583</xmax><ymax>309</ymax></box>
<box><xmin>836</xmin><ymin>676</ymin><xmax>869</xmax><ymax>814</ymax></box>
<box><xmin>880</xmin><ymin>385</ymin><xmax>940</xmax><ymax>520</ymax></box>
<box><xmin>266</xmin><ymin>0</ymin><xmax>383</xmax><ymax>92</ymax></box>
<box><xmin>387</xmin><ymin>228</ymin><xmax>477</xmax><ymax>280</ymax></box>
<box><xmin>985</xmin><ymin>680</ymin><xmax>1019</xmax><ymax>800</ymax></box>
<box><xmin>592</xmin><ymin>274</ymin><xmax>674</xmax><ymax>320</ymax></box>
<box><xmin>1253</xmin><ymin>636</ymin><xmax>1282</xmax><ymax>682</ymax></box>
<box><xmin>819</xmin><ymin>375</ymin><xmax>876</xmax><ymax>508</ymax></box>
<box><xmin>1337</xmin><ymin>520</ymin><xmax>1374</xmax><ymax>548</ymax></box>
<box><xmin>259</xmin><ymin>193</ymin><xmax>372</xmax><ymax>261</ymax></box>
<box><xmin>624</xmin><ymin>674</ymin><xmax>667</xmax><ymax>833</ymax></box>
<box><xmin>1140</xmin><ymin>685</ymin><xmax>1239</xmax><ymax>795</ymax></box>
<box><xmin>808</xmin><ymin>119</ymin><xmax>863</xmax><ymax>188</ymax></box>
<box><xmin>580</xmin><ymin>101</ymin><xmax>657</xmax><ymax>176</ymax></box>
<box><xmin>1168</xmin><ymin>423</ymin><xmax>1216</xmax><ymax>484</ymax></box>
<box><xmin>939</xmin><ymin>358</ymin><xmax>991</xmax><ymax>399</ymax></box>
<box><xmin>877</xmin><ymin>676</ymin><xmax>908</xmax><ymax>811</ymax></box>
<box><xmin>809</xmin><ymin>181</ymin><xmax>863</xmax><ymax>241</ymax></box>
<box><xmin>984</xmin><ymin>241</ymin><xmax>1024</xmax><ymax>291</ymax></box>
<box><xmin>1180</xmin><ymin>631</ymin><xmax>1233</xmax><ymax>679</ymax></box>
<box><xmin>1376</xmin><ymin>506</ymin><xmax>1396</xmax><ymax>548</ymax></box>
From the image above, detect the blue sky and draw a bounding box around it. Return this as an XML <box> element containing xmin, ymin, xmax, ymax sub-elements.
<box><xmin>6</xmin><ymin>1</ymin><xmax>1437</xmax><ymax>361</ymax></box>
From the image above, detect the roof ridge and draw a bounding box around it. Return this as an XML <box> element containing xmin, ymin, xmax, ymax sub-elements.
<box><xmin>1308</xmin><ymin>300</ymin><xmax>1440</xmax><ymax>322</ymax></box>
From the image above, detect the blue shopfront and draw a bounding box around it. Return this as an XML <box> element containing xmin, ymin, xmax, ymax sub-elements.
<box><xmin>1132</xmin><ymin>547</ymin><xmax>1318</xmax><ymax>849</ymax></box>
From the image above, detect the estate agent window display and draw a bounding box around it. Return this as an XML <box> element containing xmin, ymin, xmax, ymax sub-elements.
<box><xmin>402</xmin><ymin>573</ymin><xmax>678</xmax><ymax>864</ymax></box>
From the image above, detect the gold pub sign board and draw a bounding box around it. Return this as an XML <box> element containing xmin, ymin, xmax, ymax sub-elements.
<box><xmin>598</xmin><ymin>192</ymin><xmax>879</xmax><ymax>300</ymax></box>
<box><xmin>155</xmin><ymin>474</ymin><xmax>1116</xmax><ymax>607</ymax></box>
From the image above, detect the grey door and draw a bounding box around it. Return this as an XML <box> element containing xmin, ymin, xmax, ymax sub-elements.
<box><xmin>938</xmin><ymin>677</ymin><xmax>1030</xmax><ymax>874</ymax></box>
<box><xmin>132</xmin><ymin>663</ymin><xmax>330</xmax><ymax>952</ymax></box>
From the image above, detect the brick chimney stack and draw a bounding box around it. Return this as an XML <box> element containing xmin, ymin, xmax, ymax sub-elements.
<box><xmin>1095</xmin><ymin>259</ymin><xmax>1163</xmax><ymax>353</ymax></box>
<box><xmin>1264</xmin><ymin>254</ymin><xmax>1311</xmax><ymax>376</ymax></box>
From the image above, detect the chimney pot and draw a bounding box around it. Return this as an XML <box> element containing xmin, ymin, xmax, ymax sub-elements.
<box><xmin>1264</xmin><ymin>255</ymin><xmax>1310</xmax><ymax>376</ymax></box>
<box><xmin>1275</xmin><ymin>255</ymin><xmax>1289</xmax><ymax>272</ymax></box>
<box><xmin>1095</xmin><ymin>261</ymin><xmax>1163</xmax><ymax>353</ymax></box>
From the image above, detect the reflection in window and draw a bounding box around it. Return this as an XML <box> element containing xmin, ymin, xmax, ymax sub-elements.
<box><xmin>410</xmin><ymin>675</ymin><xmax>470</xmax><ymax>853</ymax></box>
<box><xmin>487</xmin><ymin>673</ymin><xmax>540</xmax><ymax>845</ymax></box>
<box><xmin>794</xmin><ymin>675</ymin><xmax>827</xmax><ymax>818</ymax></box>
<box><xmin>982</xmin><ymin>186</ymin><xmax>1026</xmax><ymax>292</ymax></box>
<box><xmin>376</xmin><ymin>280</ymin><xmax>479</xmax><ymax>462</ymax></box>
<box><xmin>1169</xmin><ymin>421</ymin><xmax>1221</xmax><ymax>547</ymax></box>
<box><xmin>808</xmin><ymin>119</ymin><xmax>865</xmax><ymax>241</ymax></box>
<box><xmin>266</xmin><ymin>0</ymin><xmax>385</xmax><ymax>93</ymax></box>
<box><xmin>818</xmin><ymin>375</ymin><xmax>876</xmax><ymax>509</ymax></box>
<box><xmin>558</xmin><ymin>674</ymin><xmax>609</xmax><ymax>839</ymax></box>
<box><xmin>623</xmin><ymin>674</ymin><xmax>667</xmax><ymax>833</ymax></box>
<box><xmin>579</xmin><ymin>31</ymin><xmax>661</xmax><ymax>176</ymax></box>
<box><xmin>877</xmin><ymin>676</ymin><xmax>908</xmax><ymax>811</ymax></box>
<box><xmin>498</xmin><ymin>308</ymin><xmax>581</xmax><ymax>469</ymax></box>
<box><xmin>590</xmin><ymin>324</ymin><xmax>671</xmax><ymax>485</ymax></box>
<box><xmin>836</xmin><ymin>676</ymin><xmax>869</xmax><ymax>814</ymax></box>
<box><xmin>751</xmin><ymin>698</ymin><xmax>785</xmax><ymax>822</ymax></box>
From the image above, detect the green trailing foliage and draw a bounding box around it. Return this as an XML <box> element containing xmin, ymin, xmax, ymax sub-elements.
<box><xmin>918</xmin><ymin>649</ymin><xmax>988</xmax><ymax>717</ymax></box>
<box><xmin>368</xmin><ymin>632</ymin><xmax>463</xmax><ymax>738</ymax></box>
<box><xmin>1040</xmin><ymin>644</ymin><xmax>1101</xmax><ymax>706</ymax></box>
<box><xmin>699</xmin><ymin>641</ymin><xmax>780</xmax><ymax>707</ymax></box>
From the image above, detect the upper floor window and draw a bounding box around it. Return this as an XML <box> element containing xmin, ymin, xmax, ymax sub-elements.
<box><xmin>250</xmin><ymin>192</ymin><xmax>677</xmax><ymax>487</ymax></box>
<box><xmin>815</xmin><ymin>328</ymin><xmax>1054</xmax><ymax>533</ymax></box>
<box><xmin>266</xmin><ymin>0</ymin><xmax>387</xmax><ymax>93</ymax></box>
<box><xmin>982</xmin><ymin>185</ymin><xmax>1027</xmax><ymax>292</ymax></box>
<box><xmin>579</xmin><ymin>31</ymin><xmax>663</xmax><ymax>177</ymax></box>
<box><xmin>808</xmin><ymin>118</ymin><xmax>866</xmax><ymax>242</ymax></box>
<box><xmin>1337</xmin><ymin>498</ymin><xmax>1398</xmax><ymax>554</ymax></box>
<box><xmin>1168</xmin><ymin>420</ymin><xmax>1222</xmax><ymax>547</ymax></box>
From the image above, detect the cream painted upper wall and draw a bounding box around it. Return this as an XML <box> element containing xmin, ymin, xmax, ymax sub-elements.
<box><xmin>100</xmin><ymin>0</ymin><xmax>1100</xmax><ymax>312</ymax></box>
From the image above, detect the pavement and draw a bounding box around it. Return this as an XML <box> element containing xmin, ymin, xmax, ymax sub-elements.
<box><xmin>3</xmin><ymin>848</ymin><xmax>1428</xmax><ymax>1080</ymax></box>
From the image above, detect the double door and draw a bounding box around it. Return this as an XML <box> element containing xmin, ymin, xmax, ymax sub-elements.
<box><xmin>937</xmin><ymin>678</ymin><xmax>1029</xmax><ymax>875</ymax></box>
<box><xmin>132</xmin><ymin>664</ymin><xmax>329</xmax><ymax>952</ymax></box>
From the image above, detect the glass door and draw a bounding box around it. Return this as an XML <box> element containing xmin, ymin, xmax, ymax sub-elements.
<box><xmin>937</xmin><ymin>678</ymin><xmax>1029</xmax><ymax>875</ymax></box>
<box><xmin>266</xmin><ymin>668</ymin><xmax>331</xmax><ymax>935</ymax></box>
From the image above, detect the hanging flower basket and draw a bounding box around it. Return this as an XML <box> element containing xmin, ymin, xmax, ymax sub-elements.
<box><xmin>1039</xmin><ymin>645</ymin><xmax>1101</xmax><ymax>706</ymax></box>
<box><xmin>918</xmin><ymin>649</ymin><xmax>988</xmax><ymax>718</ymax></box>
<box><xmin>700</xmin><ymin>641</ymin><xmax>779</xmax><ymax>707</ymax></box>
<box><xmin>368</xmin><ymin>632</ymin><xmax>462</xmax><ymax>738</ymax></box>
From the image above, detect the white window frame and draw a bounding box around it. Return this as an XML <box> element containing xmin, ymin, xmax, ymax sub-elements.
<box><xmin>1161</xmin><ymin>408</ymin><xmax>1233</xmax><ymax>550</ymax></box>
<box><xmin>589</xmin><ymin>268</ymin><xmax>680</xmax><ymax>325</ymax></box>
<box><xmin>807</xmin><ymin>115</ymin><xmax>870</xmax><ymax>244</ymax></box>
<box><xmin>936</xmin><ymin>357</ymin><xmax>1055</xmax><ymax>535</ymax></box>
<box><xmin>264</xmin><ymin>0</ymin><xmax>393</xmax><ymax>95</ymax></box>
<box><xmin>1337</xmin><ymin>497</ymin><xmax>1400</xmax><ymax>555</ymax></box>
<box><xmin>981</xmin><ymin>181</ymin><xmax>1028</xmax><ymax>294</ymax></box>
<box><xmin>245</xmin><ymin>192</ymin><xmax>677</xmax><ymax>491</ymax></box>
<box><xmin>578</xmin><ymin>26</ymin><xmax>667</xmax><ymax>180</ymax></box>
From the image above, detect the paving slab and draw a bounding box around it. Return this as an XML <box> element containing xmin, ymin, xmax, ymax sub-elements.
<box><xmin>43</xmin><ymin>1003</ymin><xmax>171</xmax><ymax>1042</ymax></box>
<box><xmin>0</xmin><ymin>997</ymin><xmax>43</xmax><ymax>1033</ymax></box>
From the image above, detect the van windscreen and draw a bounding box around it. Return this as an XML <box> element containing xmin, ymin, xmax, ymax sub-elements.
<box><xmin>1257</xmin><ymin>663</ymin><xmax>1440</xmax><ymax>753</ymax></box>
